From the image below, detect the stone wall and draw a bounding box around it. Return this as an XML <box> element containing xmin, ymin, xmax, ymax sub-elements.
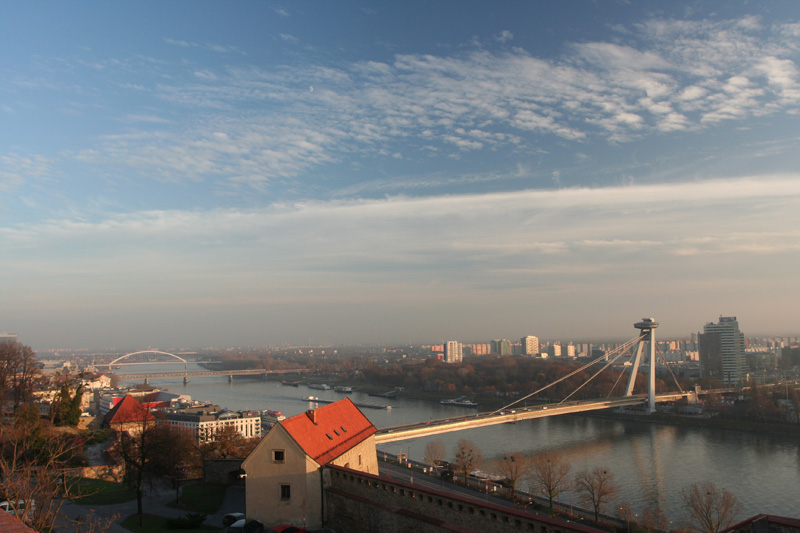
<box><xmin>323</xmin><ymin>466</ymin><xmax>602</xmax><ymax>533</ymax></box>
<box><xmin>203</xmin><ymin>458</ymin><xmax>245</xmax><ymax>485</ymax></box>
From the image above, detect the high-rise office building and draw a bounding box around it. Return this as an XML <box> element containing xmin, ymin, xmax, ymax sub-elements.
<box><xmin>0</xmin><ymin>333</ymin><xmax>18</xmax><ymax>344</ymax></box>
<box><xmin>521</xmin><ymin>336</ymin><xmax>539</xmax><ymax>356</ymax></box>
<box><xmin>444</xmin><ymin>341</ymin><xmax>463</xmax><ymax>364</ymax></box>
<box><xmin>698</xmin><ymin>316</ymin><xmax>747</xmax><ymax>385</ymax></box>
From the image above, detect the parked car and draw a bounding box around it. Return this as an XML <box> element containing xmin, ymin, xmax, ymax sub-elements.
<box><xmin>0</xmin><ymin>499</ymin><xmax>35</xmax><ymax>517</ymax></box>
<box><xmin>223</xmin><ymin>513</ymin><xmax>246</xmax><ymax>527</ymax></box>
<box><xmin>227</xmin><ymin>518</ymin><xmax>264</xmax><ymax>533</ymax></box>
<box><xmin>268</xmin><ymin>526</ymin><xmax>308</xmax><ymax>533</ymax></box>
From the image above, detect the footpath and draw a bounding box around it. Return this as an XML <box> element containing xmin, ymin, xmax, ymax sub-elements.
<box><xmin>57</xmin><ymin>483</ymin><xmax>245</xmax><ymax>532</ymax></box>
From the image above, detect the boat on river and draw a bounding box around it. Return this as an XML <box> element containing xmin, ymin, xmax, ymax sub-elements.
<box><xmin>303</xmin><ymin>396</ymin><xmax>391</xmax><ymax>410</ymax></box>
<box><xmin>334</xmin><ymin>386</ymin><xmax>353</xmax><ymax>393</ymax></box>
<box><xmin>440</xmin><ymin>396</ymin><xmax>479</xmax><ymax>407</ymax></box>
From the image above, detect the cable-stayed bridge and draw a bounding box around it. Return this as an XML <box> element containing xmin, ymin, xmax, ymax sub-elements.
<box><xmin>377</xmin><ymin>317</ymin><xmax>696</xmax><ymax>443</ymax></box>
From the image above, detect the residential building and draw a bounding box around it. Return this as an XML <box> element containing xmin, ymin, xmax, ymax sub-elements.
<box><xmin>547</xmin><ymin>343</ymin><xmax>562</xmax><ymax>357</ymax></box>
<box><xmin>444</xmin><ymin>341</ymin><xmax>463</xmax><ymax>364</ymax></box>
<box><xmin>490</xmin><ymin>339</ymin><xmax>511</xmax><ymax>356</ymax></box>
<box><xmin>471</xmin><ymin>343</ymin><xmax>490</xmax><ymax>355</ymax></box>
<box><xmin>699</xmin><ymin>316</ymin><xmax>747</xmax><ymax>385</ymax></box>
<box><xmin>521</xmin><ymin>336</ymin><xmax>539</xmax><ymax>356</ymax></box>
<box><xmin>241</xmin><ymin>398</ymin><xmax>378</xmax><ymax>530</ymax></box>
<box><xmin>0</xmin><ymin>332</ymin><xmax>18</xmax><ymax>344</ymax></box>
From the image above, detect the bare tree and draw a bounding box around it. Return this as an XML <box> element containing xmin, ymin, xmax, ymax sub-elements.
<box><xmin>617</xmin><ymin>502</ymin><xmax>635</xmax><ymax>532</ymax></box>
<box><xmin>496</xmin><ymin>451</ymin><xmax>530</xmax><ymax>501</ymax></box>
<box><xmin>423</xmin><ymin>439</ymin><xmax>446</xmax><ymax>471</ymax></box>
<box><xmin>643</xmin><ymin>507</ymin><xmax>669</xmax><ymax>531</ymax></box>
<box><xmin>0</xmin><ymin>341</ymin><xmax>40</xmax><ymax>410</ymax></box>
<box><xmin>530</xmin><ymin>450</ymin><xmax>571</xmax><ymax>511</ymax></box>
<box><xmin>115</xmin><ymin>414</ymin><xmax>195</xmax><ymax>523</ymax></box>
<box><xmin>681</xmin><ymin>481</ymin><xmax>741</xmax><ymax>533</ymax></box>
<box><xmin>574</xmin><ymin>466</ymin><xmax>618</xmax><ymax>522</ymax></box>
<box><xmin>0</xmin><ymin>407</ymin><xmax>95</xmax><ymax>532</ymax></box>
<box><xmin>452</xmin><ymin>439</ymin><xmax>482</xmax><ymax>485</ymax></box>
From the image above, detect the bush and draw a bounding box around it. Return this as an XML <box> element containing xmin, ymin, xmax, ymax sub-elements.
<box><xmin>165</xmin><ymin>513</ymin><xmax>207</xmax><ymax>529</ymax></box>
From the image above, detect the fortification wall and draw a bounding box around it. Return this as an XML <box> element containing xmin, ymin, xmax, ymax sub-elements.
<box><xmin>323</xmin><ymin>466</ymin><xmax>601</xmax><ymax>533</ymax></box>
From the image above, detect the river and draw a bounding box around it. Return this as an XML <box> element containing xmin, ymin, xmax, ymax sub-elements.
<box><xmin>117</xmin><ymin>364</ymin><xmax>800</xmax><ymax>525</ymax></box>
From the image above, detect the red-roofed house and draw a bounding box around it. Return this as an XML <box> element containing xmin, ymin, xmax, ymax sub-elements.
<box><xmin>102</xmin><ymin>394</ymin><xmax>156</xmax><ymax>434</ymax></box>
<box><xmin>241</xmin><ymin>398</ymin><xmax>378</xmax><ymax>529</ymax></box>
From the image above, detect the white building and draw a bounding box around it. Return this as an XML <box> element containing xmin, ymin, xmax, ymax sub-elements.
<box><xmin>521</xmin><ymin>336</ymin><xmax>539</xmax><ymax>356</ymax></box>
<box><xmin>163</xmin><ymin>408</ymin><xmax>261</xmax><ymax>443</ymax></box>
<box><xmin>444</xmin><ymin>341</ymin><xmax>463</xmax><ymax>364</ymax></box>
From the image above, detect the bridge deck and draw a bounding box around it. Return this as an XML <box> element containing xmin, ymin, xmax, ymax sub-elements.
<box><xmin>375</xmin><ymin>393</ymin><xmax>687</xmax><ymax>443</ymax></box>
<box><xmin>117</xmin><ymin>368</ymin><xmax>306</xmax><ymax>380</ymax></box>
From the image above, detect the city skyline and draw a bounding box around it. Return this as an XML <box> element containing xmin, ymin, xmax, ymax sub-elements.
<box><xmin>2</xmin><ymin>2</ymin><xmax>800</xmax><ymax>350</ymax></box>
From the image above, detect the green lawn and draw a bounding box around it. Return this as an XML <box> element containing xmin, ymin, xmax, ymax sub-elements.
<box><xmin>70</xmin><ymin>478</ymin><xmax>138</xmax><ymax>505</ymax></box>
<box><xmin>120</xmin><ymin>513</ymin><xmax>220</xmax><ymax>532</ymax></box>
<box><xmin>171</xmin><ymin>482</ymin><xmax>228</xmax><ymax>514</ymax></box>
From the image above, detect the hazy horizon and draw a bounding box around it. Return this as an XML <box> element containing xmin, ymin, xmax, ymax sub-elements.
<box><xmin>3</xmin><ymin>2</ymin><xmax>799</xmax><ymax>350</ymax></box>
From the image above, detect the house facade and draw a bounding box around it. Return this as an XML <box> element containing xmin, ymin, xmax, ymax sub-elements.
<box><xmin>241</xmin><ymin>398</ymin><xmax>378</xmax><ymax>530</ymax></box>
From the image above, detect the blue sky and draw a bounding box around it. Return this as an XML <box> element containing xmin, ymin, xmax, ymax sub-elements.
<box><xmin>2</xmin><ymin>1</ymin><xmax>799</xmax><ymax>350</ymax></box>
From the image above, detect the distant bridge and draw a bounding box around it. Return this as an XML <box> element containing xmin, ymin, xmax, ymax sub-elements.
<box><xmin>117</xmin><ymin>368</ymin><xmax>308</xmax><ymax>384</ymax></box>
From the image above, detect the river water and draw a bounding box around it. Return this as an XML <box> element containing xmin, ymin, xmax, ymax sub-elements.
<box><xmin>118</xmin><ymin>364</ymin><xmax>800</xmax><ymax>525</ymax></box>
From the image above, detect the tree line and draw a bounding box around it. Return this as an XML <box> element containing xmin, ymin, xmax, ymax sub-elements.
<box><xmin>423</xmin><ymin>438</ymin><xmax>741</xmax><ymax>532</ymax></box>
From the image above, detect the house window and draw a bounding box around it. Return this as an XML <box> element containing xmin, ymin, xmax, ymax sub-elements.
<box><xmin>272</xmin><ymin>450</ymin><xmax>285</xmax><ymax>463</ymax></box>
<box><xmin>358</xmin><ymin>454</ymin><xmax>362</xmax><ymax>466</ymax></box>
<box><xmin>280</xmin><ymin>484</ymin><xmax>291</xmax><ymax>500</ymax></box>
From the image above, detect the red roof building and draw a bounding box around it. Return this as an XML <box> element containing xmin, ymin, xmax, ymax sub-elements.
<box><xmin>102</xmin><ymin>394</ymin><xmax>156</xmax><ymax>434</ymax></box>
<box><xmin>242</xmin><ymin>398</ymin><xmax>379</xmax><ymax>530</ymax></box>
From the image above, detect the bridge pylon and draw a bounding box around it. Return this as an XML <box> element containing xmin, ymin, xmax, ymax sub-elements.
<box><xmin>624</xmin><ymin>317</ymin><xmax>659</xmax><ymax>414</ymax></box>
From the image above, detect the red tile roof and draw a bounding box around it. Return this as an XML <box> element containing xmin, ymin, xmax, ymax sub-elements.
<box><xmin>103</xmin><ymin>394</ymin><xmax>156</xmax><ymax>426</ymax></box>
<box><xmin>0</xmin><ymin>511</ymin><xmax>37</xmax><ymax>532</ymax></box>
<box><xmin>281</xmin><ymin>398</ymin><xmax>377</xmax><ymax>465</ymax></box>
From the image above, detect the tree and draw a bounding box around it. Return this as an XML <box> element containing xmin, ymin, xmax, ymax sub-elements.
<box><xmin>530</xmin><ymin>450</ymin><xmax>571</xmax><ymax>511</ymax></box>
<box><xmin>115</xmin><ymin>415</ymin><xmax>195</xmax><ymax>523</ymax></box>
<box><xmin>51</xmin><ymin>381</ymin><xmax>84</xmax><ymax>426</ymax></box>
<box><xmin>617</xmin><ymin>502</ymin><xmax>635</xmax><ymax>532</ymax></box>
<box><xmin>198</xmin><ymin>425</ymin><xmax>259</xmax><ymax>461</ymax></box>
<box><xmin>0</xmin><ymin>341</ymin><xmax>40</xmax><ymax>410</ymax></box>
<box><xmin>496</xmin><ymin>451</ymin><xmax>530</xmax><ymax>501</ymax></box>
<box><xmin>681</xmin><ymin>481</ymin><xmax>741</xmax><ymax>533</ymax></box>
<box><xmin>0</xmin><ymin>408</ymin><xmax>111</xmax><ymax>532</ymax></box>
<box><xmin>452</xmin><ymin>439</ymin><xmax>482</xmax><ymax>485</ymax></box>
<box><xmin>423</xmin><ymin>439</ymin><xmax>446</xmax><ymax>471</ymax></box>
<box><xmin>574</xmin><ymin>467</ymin><xmax>618</xmax><ymax>522</ymax></box>
<box><xmin>643</xmin><ymin>507</ymin><xmax>669</xmax><ymax>531</ymax></box>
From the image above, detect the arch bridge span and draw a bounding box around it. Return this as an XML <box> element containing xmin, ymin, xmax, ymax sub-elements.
<box><xmin>108</xmin><ymin>350</ymin><xmax>188</xmax><ymax>370</ymax></box>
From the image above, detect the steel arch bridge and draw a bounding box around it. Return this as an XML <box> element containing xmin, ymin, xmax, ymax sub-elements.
<box><xmin>107</xmin><ymin>350</ymin><xmax>188</xmax><ymax>371</ymax></box>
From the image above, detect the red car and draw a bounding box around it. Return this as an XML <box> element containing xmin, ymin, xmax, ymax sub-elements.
<box><xmin>268</xmin><ymin>527</ymin><xmax>307</xmax><ymax>533</ymax></box>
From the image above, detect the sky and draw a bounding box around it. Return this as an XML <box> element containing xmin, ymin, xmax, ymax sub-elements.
<box><xmin>2</xmin><ymin>1</ymin><xmax>800</xmax><ymax>351</ymax></box>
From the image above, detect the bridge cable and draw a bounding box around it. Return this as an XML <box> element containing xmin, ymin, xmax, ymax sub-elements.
<box><xmin>655</xmin><ymin>344</ymin><xmax>685</xmax><ymax>394</ymax></box>
<box><xmin>557</xmin><ymin>338</ymin><xmax>642</xmax><ymax>405</ymax></box>
<box><xmin>491</xmin><ymin>333</ymin><xmax>646</xmax><ymax>415</ymax></box>
<box><xmin>557</xmin><ymin>348</ymin><xmax>631</xmax><ymax>405</ymax></box>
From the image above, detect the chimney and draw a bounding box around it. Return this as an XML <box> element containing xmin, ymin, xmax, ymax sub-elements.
<box><xmin>306</xmin><ymin>409</ymin><xmax>317</xmax><ymax>424</ymax></box>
